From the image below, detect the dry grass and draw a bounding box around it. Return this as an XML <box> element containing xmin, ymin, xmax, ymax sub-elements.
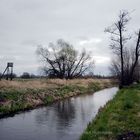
<box><xmin>0</xmin><ymin>79</ymin><xmax>50</xmax><ymax>89</ymax></box>
<box><xmin>0</xmin><ymin>78</ymin><xmax>113</xmax><ymax>90</ymax></box>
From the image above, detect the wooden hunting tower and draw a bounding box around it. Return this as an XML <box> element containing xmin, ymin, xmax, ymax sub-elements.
<box><xmin>1</xmin><ymin>62</ymin><xmax>14</xmax><ymax>80</ymax></box>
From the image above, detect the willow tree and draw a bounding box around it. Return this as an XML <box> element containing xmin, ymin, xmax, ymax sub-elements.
<box><xmin>37</xmin><ymin>39</ymin><xmax>94</xmax><ymax>79</ymax></box>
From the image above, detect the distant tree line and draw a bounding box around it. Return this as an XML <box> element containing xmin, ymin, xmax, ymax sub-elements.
<box><xmin>20</xmin><ymin>72</ymin><xmax>39</xmax><ymax>79</ymax></box>
<box><xmin>0</xmin><ymin>72</ymin><xmax>17</xmax><ymax>79</ymax></box>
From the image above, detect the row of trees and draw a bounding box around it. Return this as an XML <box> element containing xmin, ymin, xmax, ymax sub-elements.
<box><xmin>105</xmin><ymin>10</ymin><xmax>140</xmax><ymax>87</ymax></box>
<box><xmin>37</xmin><ymin>39</ymin><xmax>94</xmax><ymax>79</ymax></box>
<box><xmin>0</xmin><ymin>72</ymin><xmax>39</xmax><ymax>79</ymax></box>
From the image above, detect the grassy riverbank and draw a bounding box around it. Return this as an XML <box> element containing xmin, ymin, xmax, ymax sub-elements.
<box><xmin>81</xmin><ymin>84</ymin><xmax>140</xmax><ymax>140</ymax></box>
<box><xmin>0</xmin><ymin>78</ymin><xmax>113</xmax><ymax>117</ymax></box>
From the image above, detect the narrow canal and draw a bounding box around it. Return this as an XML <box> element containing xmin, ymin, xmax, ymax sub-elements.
<box><xmin>0</xmin><ymin>87</ymin><xmax>118</xmax><ymax>140</ymax></box>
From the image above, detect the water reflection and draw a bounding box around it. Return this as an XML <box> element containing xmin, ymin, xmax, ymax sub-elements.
<box><xmin>0</xmin><ymin>87</ymin><xmax>118</xmax><ymax>140</ymax></box>
<box><xmin>55</xmin><ymin>100</ymin><xmax>75</xmax><ymax>127</ymax></box>
<box><xmin>35</xmin><ymin>99</ymin><xmax>76</xmax><ymax>130</ymax></box>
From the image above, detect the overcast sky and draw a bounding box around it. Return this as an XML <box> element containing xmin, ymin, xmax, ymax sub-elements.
<box><xmin>0</xmin><ymin>0</ymin><xmax>139</xmax><ymax>75</ymax></box>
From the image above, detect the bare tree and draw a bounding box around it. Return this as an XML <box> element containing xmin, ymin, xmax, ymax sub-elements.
<box><xmin>36</xmin><ymin>39</ymin><xmax>94</xmax><ymax>79</ymax></box>
<box><xmin>105</xmin><ymin>10</ymin><xmax>130</xmax><ymax>87</ymax></box>
<box><xmin>129</xmin><ymin>30</ymin><xmax>140</xmax><ymax>83</ymax></box>
<box><xmin>106</xmin><ymin>10</ymin><xmax>140</xmax><ymax>87</ymax></box>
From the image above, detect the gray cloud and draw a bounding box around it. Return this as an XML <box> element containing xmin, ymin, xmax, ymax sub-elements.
<box><xmin>0</xmin><ymin>0</ymin><xmax>139</xmax><ymax>75</ymax></box>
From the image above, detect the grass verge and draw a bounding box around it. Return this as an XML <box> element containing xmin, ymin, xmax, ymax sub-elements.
<box><xmin>80</xmin><ymin>84</ymin><xmax>140</xmax><ymax>140</ymax></box>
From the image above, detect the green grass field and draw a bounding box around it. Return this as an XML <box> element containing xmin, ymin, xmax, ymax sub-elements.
<box><xmin>81</xmin><ymin>84</ymin><xmax>140</xmax><ymax>140</ymax></box>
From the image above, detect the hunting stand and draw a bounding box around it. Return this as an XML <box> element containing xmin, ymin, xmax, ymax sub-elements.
<box><xmin>0</xmin><ymin>62</ymin><xmax>14</xmax><ymax>80</ymax></box>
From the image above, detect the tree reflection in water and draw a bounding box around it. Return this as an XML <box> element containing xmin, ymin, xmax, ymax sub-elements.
<box><xmin>35</xmin><ymin>99</ymin><xmax>75</xmax><ymax>131</ymax></box>
<box><xmin>55</xmin><ymin>99</ymin><xmax>75</xmax><ymax>128</ymax></box>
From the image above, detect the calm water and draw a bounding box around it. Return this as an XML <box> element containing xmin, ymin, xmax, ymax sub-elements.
<box><xmin>0</xmin><ymin>87</ymin><xmax>118</xmax><ymax>140</ymax></box>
